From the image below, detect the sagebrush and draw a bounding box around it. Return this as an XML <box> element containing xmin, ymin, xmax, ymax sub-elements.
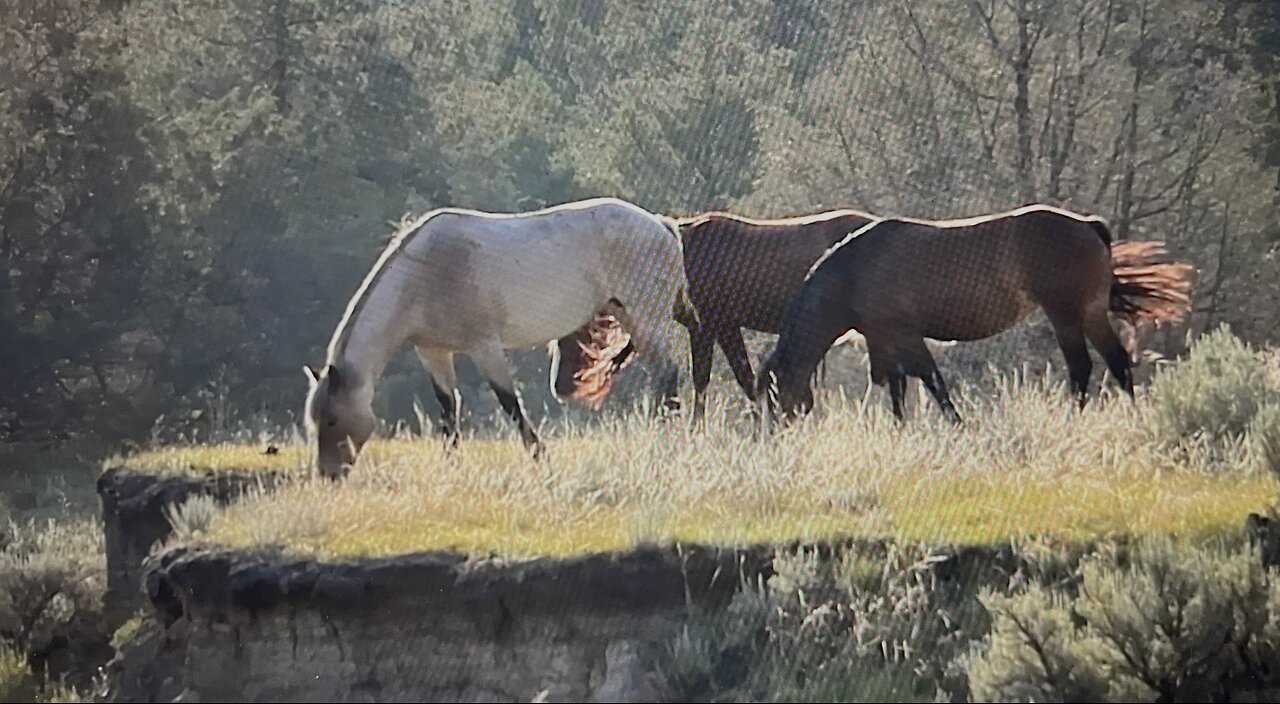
<box><xmin>966</xmin><ymin>536</ymin><xmax>1280</xmax><ymax>702</ymax></box>
<box><xmin>0</xmin><ymin>519</ymin><xmax>107</xmax><ymax>694</ymax></box>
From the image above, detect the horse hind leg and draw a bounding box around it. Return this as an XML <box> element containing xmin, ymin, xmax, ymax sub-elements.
<box><xmin>1046</xmin><ymin>314</ymin><xmax>1094</xmax><ymax>409</ymax></box>
<box><xmin>717</xmin><ymin>327</ymin><xmax>761</xmax><ymax>416</ymax></box>
<box><xmin>469</xmin><ymin>340</ymin><xmax>544</xmax><ymax>460</ymax></box>
<box><xmin>865</xmin><ymin>338</ymin><xmax>911</xmax><ymax>423</ymax></box>
<box><xmin>1083</xmin><ymin>308</ymin><xmax>1135</xmax><ymax>399</ymax></box>
<box><xmin>415</xmin><ymin>347</ymin><xmax>462</xmax><ymax>450</ymax></box>
<box><xmin>888</xmin><ymin>368</ymin><xmax>909</xmax><ymax>422</ymax></box>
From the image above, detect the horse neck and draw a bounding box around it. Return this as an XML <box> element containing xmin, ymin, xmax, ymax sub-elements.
<box><xmin>779</xmin><ymin>296</ymin><xmax>851</xmax><ymax>385</ymax></box>
<box><xmin>782</xmin><ymin>331</ymin><xmax>837</xmax><ymax>385</ymax></box>
<box><xmin>328</xmin><ymin>266</ymin><xmax>414</xmax><ymax>400</ymax></box>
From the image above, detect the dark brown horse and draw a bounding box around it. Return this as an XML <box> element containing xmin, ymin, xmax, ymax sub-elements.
<box><xmin>756</xmin><ymin>204</ymin><xmax>1195</xmax><ymax>425</ymax></box>
<box><xmin>676</xmin><ymin>210</ymin><xmax>889</xmax><ymax>421</ymax></box>
<box><xmin>551</xmin><ymin>209</ymin><xmax>877</xmax><ymax>418</ymax></box>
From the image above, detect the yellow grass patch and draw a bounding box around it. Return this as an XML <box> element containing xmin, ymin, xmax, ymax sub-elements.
<box><xmin>161</xmin><ymin>376</ymin><xmax>1279</xmax><ymax>560</ymax></box>
<box><xmin>108</xmin><ymin>442</ymin><xmax>310</xmax><ymax>477</ymax></box>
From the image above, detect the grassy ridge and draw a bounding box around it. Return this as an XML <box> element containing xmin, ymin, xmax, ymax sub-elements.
<box><xmin>193</xmin><ymin>451</ymin><xmax>1274</xmax><ymax>558</ymax></box>
<box><xmin>150</xmin><ymin>357</ymin><xmax>1279</xmax><ymax>559</ymax></box>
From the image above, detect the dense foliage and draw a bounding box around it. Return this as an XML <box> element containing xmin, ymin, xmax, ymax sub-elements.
<box><xmin>3</xmin><ymin>0</ymin><xmax>1279</xmax><ymax>446</ymax></box>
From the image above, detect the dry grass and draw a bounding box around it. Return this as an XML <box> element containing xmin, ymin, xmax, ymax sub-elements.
<box><xmin>161</xmin><ymin>369</ymin><xmax>1278</xmax><ymax>560</ymax></box>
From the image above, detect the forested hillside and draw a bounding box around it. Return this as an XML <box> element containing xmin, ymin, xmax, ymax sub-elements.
<box><xmin>3</xmin><ymin>0</ymin><xmax>1278</xmax><ymax>447</ymax></box>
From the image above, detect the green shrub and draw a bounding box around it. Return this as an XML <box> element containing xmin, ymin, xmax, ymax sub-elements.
<box><xmin>665</xmin><ymin>577</ymin><xmax>771</xmax><ymax>697</ymax></box>
<box><xmin>2</xmin><ymin>643</ymin><xmax>39</xmax><ymax>702</ymax></box>
<box><xmin>1248</xmin><ymin>402</ymin><xmax>1280</xmax><ymax>479</ymax></box>
<box><xmin>163</xmin><ymin>494</ymin><xmax>218</xmax><ymax>542</ymax></box>
<box><xmin>966</xmin><ymin>537</ymin><xmax>1280</xmax><ymax>703</ymax></box>
<box><xmin>0</xmin><ymin>643</ymin><xmax>85</xmax><ymax>704</ymax></box>
<box><xmin>0</xmin><ymin>519</ymin><xmax>107</xmax><ymax>692</ymax></box>
<box><xmin>1144</xmin><ymin>326</ymin><xmax>1280</xmax><ymax>469</ymax></box>
<box><xmin>107</xmin><ymin>615</ymin><xmax>145</xmax><ymax>654</ymax></box>
<box><xmin>666</xmin><ymin>545</ymin><xmax>998</xmax><ymax>702</ymax></box>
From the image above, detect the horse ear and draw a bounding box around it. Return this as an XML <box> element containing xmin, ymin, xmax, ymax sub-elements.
<box><xmin>325</xmin><ymin>364</ymin><xmax>342</xmax><ymax>391</ymax></box>
<box><xmin>303</xmin><ymin>365</ymin><xmax>319</xmax><ymax>385</ymax></box>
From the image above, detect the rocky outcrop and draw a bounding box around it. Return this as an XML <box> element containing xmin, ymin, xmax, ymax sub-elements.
<box><xmin>107</xmin><ymin>543</ymin><xmax>778</xmax><ymax>703</ymax></box>
<box><xmin>96</xmin><ymin>467</ymin><xmax>283</xmax><ymax>627</ymax></box>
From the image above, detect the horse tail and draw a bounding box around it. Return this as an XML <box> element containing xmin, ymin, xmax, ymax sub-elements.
<box><xmin>566</xmin><ymin>302</ymin><xmax>635</xmax><ymax>409</ymax></box>
<box><xmin>567</xmin><ymin>214</ymin><xmax>693</xmax><ymax>408</ymax></box>
<box><xmin>1108</xmin><ymin>240</ymin><xmax>1196</xmax><ymax>331</ymax></box>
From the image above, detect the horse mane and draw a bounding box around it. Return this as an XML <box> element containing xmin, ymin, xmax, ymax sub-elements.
<box><xmin>323</xmin><ymin>211</ymin><xmax>442</xmax><ymax>362</ymax></box>
<box><xmin>675</xmin><ymin>208</ymin><xmax>876</xmax><ymax>230</ymax></box>
<box><xmin>873</xmin><ymin>203</ymin><xmax>1107</xmax><ymax>230</ymax></box>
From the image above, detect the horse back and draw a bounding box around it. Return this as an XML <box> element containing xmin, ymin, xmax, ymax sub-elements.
<box><xmin>815</xmin><ymin>208</ymin><xmax>1113</xmax><ymax>340</ymax></box>
<box><xmin>400</xmin><ymin>200</ymin><xmax>684</xmax><ymax>349</ymax></box>
<box><xmin>678</xmin><ymin>210</ymin><xmax>875</xmax><ymax>332</ymax></box>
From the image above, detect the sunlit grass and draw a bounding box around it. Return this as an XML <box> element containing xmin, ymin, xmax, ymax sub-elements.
<box><xmin>153</xmin><ymin>370</ymin><xmax>1280</xmax><ymax>560</ymax></box>
<box><xmin>108</xmin><ymin>442</ymin><xmax>310</xmax><ymax>477</ymax></box>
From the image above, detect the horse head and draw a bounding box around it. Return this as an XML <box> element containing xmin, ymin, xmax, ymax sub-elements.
<box><xmin>303</xmin><ymin>363</ymin><xmax>377</xmax><ymax>480</ymax></box>
<box><xmin>757</xmin><ymin>351</ymin><xmax>815</xmax><ymax>429</ymax></box>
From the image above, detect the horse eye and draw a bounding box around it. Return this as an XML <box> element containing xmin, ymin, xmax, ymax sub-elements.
<box><xmin>326</xmin><ymin>420</ymin><xmax>337</xmax><ymax>428</ymax></box>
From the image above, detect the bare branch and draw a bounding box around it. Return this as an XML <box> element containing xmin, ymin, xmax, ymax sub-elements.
<box><xmin>1038</xmin><ymin>55</ymin><xmax>1063</xmax><ymax>167</ymax></box>
<box><xmin>897</xmin><ymin>2</ymin><xmax>945</xmax><ymax>153</ymax></box>
<box><xmin>970</xmin><ymin>0</ymin><xmax>1008</xmax><ymax>60</ymax></box>
<box><xmin>1200</xmin><ymin>203</ymin><xmax>1232</xmax><ymax>329</ymax></box>
<box><xmin>1096</xmin><ymin>0</ymin><xmax>1116</xmax><ymax>58</ymax></box>
<box><xmin>1133</xmin><ymin>123</ymin><xmax>1222</xmax><ymax>218</ymax></box>
<box><xmin>1092</xmin><ymin>115</ymin><xmax>1127</xmax><ymax>206</ymax></box>
<box><xmin>1131</xmin><ymin>203</ymin><xmax>1173</xmax><ymax>221</ymax></box>
<box><xmin>903</xmin><ymin>7</ymin><xmax>1003</xmax><ymax>102</ymax></box>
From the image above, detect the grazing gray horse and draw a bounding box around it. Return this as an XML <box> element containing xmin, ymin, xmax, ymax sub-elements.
<box><xmin>304</xmin><ymin>197</ymin><xmax>697</xmax><ymax>478</ymax></box>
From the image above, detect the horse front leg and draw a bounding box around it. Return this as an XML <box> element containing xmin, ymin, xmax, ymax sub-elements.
<box><xmin>689</xmin><ymin>326</ymin><xmax>716</xmax><ymax>426</ymax></box>
<box><xmin>898</xmin><ymin>336</ymin><xmax>963</xmax><ymax>425</ymax></box>
<box><xmin>636</xmin><ymin>325</ymin><xmax>685</xmax><ymax>419</ymax></box>
<box><xmin>603</xmin><ymin>292</ymin><xmax>691</xmax><ymax>421</ymax></box>
<box><xmin>716</xmin><ymin>327</ymin><xmax>761</xmax><ymax>422</ymax></box>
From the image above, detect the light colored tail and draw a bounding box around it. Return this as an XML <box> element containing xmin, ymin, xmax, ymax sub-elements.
<box><xmin>565</xmin><ymin>310</ymin><xmax>634</xmax><ymax>408</ymax></box>
<box><xmin>1109</xmin><ymin>241</ymin><xmax>1195</xmax><ymax>330</ymax></box>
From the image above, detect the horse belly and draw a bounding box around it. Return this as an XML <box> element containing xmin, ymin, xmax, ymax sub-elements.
<box><xmin>495</xmin><ymin>275</ymin><xmax>599</xmax><ymax>350</ymax></box>
<box><xmin>921</xmin><ymin>287</ymin><xmax>1038</xmax><ymax>342</ymax></box>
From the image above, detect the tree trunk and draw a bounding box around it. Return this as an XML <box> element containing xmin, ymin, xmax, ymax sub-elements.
<box><xmin>270</xmin><ymin>0</ymin><xmax>291</xmax><ymax>116</ymax></box>
<box><xmin>1013</xmin><ymin>0</ymin><xmax>1036</xmax><ymax>203</ymax></box>
<box><xmin>1116</xmin><ymin>0</ymin><xmax>1149</xmax><ymax>240</ymax></box>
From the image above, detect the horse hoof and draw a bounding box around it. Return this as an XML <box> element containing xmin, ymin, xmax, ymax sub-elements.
<box><xmin>527</xmin><ymin>438</ymin><xmax>546</xmax><ymax>462</ymax></box>
<box><xmin>320</xmin><ymin>464</ymin><xmax>352</xmax><ymax>482</ymax></box>
<box><xmin>441</xmin><ymin>434</ymin><xmax>460</xmax><ymax>454</ymax></box>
